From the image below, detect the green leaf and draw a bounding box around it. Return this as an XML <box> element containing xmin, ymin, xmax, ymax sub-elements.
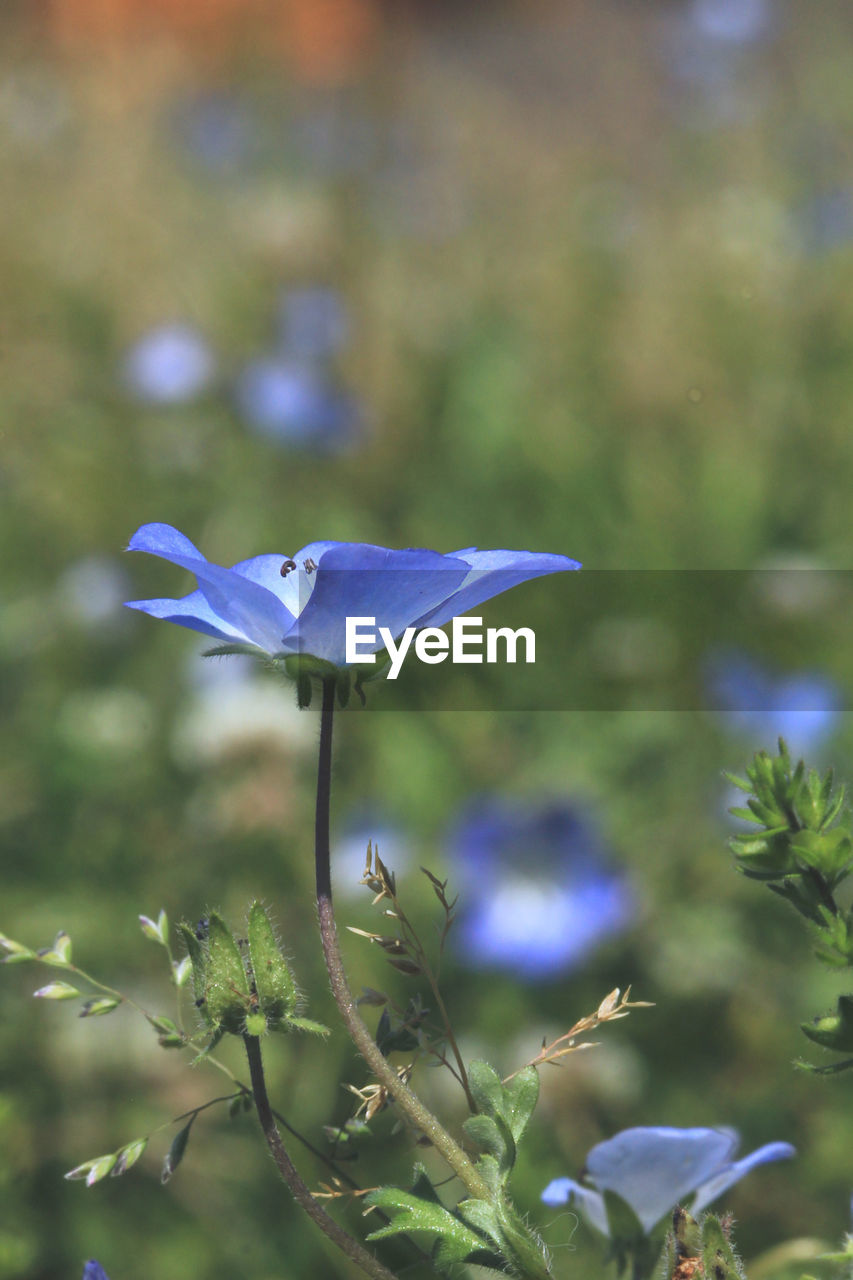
<box><xmin>79</xmin><ymin>997</ymin><xmax>121</xmax><ymax>1018</ymax></box>
<box><xmin>468</xmin><ymin>1060</ymin><xmax>504</xmax><ymax>1115</ymax></box>
<box><xmin>701</xmin><ymin>1213</ymin><xmax>745</xmax><ymax>1278</ymax></box>
<box><xmin>364</xmin><ymin>1186</ymin><xmax>490</xmax><ymax>1265</ymax></box>
<box><xmin>463</xmin><ymin>1113</ymin><xmax>510</xmax><ymax>1174</ymax></box>
<box><xmin>501</xmin><ymin>1066</ymin><xmax>539</xmax><ymax>1144</ymax></box>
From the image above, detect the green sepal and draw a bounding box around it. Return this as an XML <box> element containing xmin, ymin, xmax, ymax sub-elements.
<box><xmin>189</xmin><ymin>1026</ymin><xmax>225</xmax><ymax>1065</ymax></box>
<box><xmin>794</xmin><ymin>1054</ymin><xmax>853</xmax><ymax>1074</ymax></box>
<box><xmin>247</xmin><ymin>901</ymin><xmax>297</xmax><ymax>1025</ymax></box>
<box><xmin>296</xmin><ymin>672</ymin><xmax>312</xmax><ymax>709</ymax></box>
<box><xmin>203</xmin><ymin>643</ymin><xmax>266</xmax><ymax>659</ymax></box>
<box><xmin>701</xmin><ymin>1213</ymin><xmax>746</xmax><ymax>1278</ymax></box>
<box><xmin>280</xmin><ymin>1015</ymin><xmax>330</xmax><ymax>1036</ymax></box>
<box><xmin>336</xmin><ymin>668</ymin><xmax>351</xmax><ymax>708</ymax></box>
<box><xmin>178</xmin><ymin>923</ymin><xmax>210</xmax><ymax>1021</ymax></box>
<box><xmin>205</xmin><ymin>912</ymin><xmax>250</xmax><ymax>1035</ymax></box>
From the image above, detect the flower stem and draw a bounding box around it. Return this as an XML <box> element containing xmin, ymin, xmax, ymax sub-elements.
<box><xmin>314</xmin><ymin>677</ymin><xmax>492</xmax><ymax>1203</ymax></box>
<box><xmin>243</xmin><ymin>1033</ymin><xmax>400</xmax><ymax>1280</ymax></box>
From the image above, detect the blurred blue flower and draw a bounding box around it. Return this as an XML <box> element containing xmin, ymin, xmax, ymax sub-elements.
<box><xmin>123</xmin><ymin>324</ymin><xmax>215</xmax><ymax>405</ymax></box>
<box><xmin>126</xmin><ymin>523</ymin><xmax>580</xmax><ymax>667</ymax></box>
<box><xmin>706</xmin><ymin>650</ymin><xmax>841</xmax><ymax>757</ymax></box>
<box><xmin>57</xmin><ymin>555</ymin><xmax>130</xmax><ymax>631</ymax></box>
<box><xmin>235</xmin><ymin>358</ymin><xmax>360</xmax><ymax>452</ymax></box>
<box><xmin>798</xmin><ymin>189</ymin><xmax>853</xmax><ymax>255</ymax></box>
<box><xmin>82</xmin><ymin>1263</ymin><xmax>110</xmax><ymax>1280</ymax></box>
<box><xmin>277</xmin><ymin>288</ymin><xmax>349</xmax><ymax>360</ymax></box>
<box><xmin>449</xmin><ymin>800</ymin><xmax>631</xmax><ymax>979</ymax></box>
<box><xmin>170</xmin><ymin>91</ymin><xmax>255</xmax><ymax>174</ymax></box>
<box><xmin>687</xmin><ymin>0</ymin><xmax>772</xmax><ymax>45</ymax></box>
<box><xmin>541</xmin><ymin>1126</ymin><xmax>795</xmax><ymax>1236</ymax></box>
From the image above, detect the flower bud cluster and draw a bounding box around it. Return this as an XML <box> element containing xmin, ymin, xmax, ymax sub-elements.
<box><xmin>180</xmin><ymin>902</ymin><xmax>328</xmax><ymax>1040</ymax></box>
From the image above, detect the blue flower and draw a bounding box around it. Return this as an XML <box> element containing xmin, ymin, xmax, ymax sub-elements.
<box><xmin>687</xmin><ymin>0</ymin><xmax>772</xmax><ymax>45</ymax></box>
<box><xmin>706</xmin><ymin>649</ymin><xmax>841</xmax><ymax>758</ymax></box>
<box><xmin>277</xmin><ymin>288</ymin><xmax>349</xmax><ymax>360</ymax></box>
<box><xmin>541</xmin><ymin>1126</ymin><xmax>795</xmax><ymax>1236</ymax></box>
<box><xmin>82</xmin><ymin>1262</ymin><xmax>110</xmax><ymax>1280</ymax></box>
<box><xmin>449</xmin><ymin>800</ymin><xmax>631</xmax><ymax>979</ymax></box>
<box><xmin>122</xmin><ymin>324</ymin><xmax>215</xmax><ymax>405</ymax></box>
<box><xmin>235</xmin><ymin>359</ymin><xmax>360</xmax><ymax>453</ymax></box>
<box><xmin>125</xmin><ymin>524</ymin><xmax>580</xmax><ymax>669</ymax></box>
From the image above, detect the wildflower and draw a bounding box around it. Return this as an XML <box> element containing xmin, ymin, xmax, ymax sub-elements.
<box><xmin>235</xmin><ymin>359</ymin><xmax>360</xmax><ymax>452</ymax></box>
<box><xmin>449</xmin><ymin>800</ymin><xmax>630</xmax><ymax>978</ymax></box>
<box><xmin>125</xmin><ymin>524</ymin><xmax>580</xmax><ymax>670</ymax></box>
<box><xmin>706</xmin><ymin>649</ymin><xmax>841</xmax><ymax>757</ymax></box>
<box><xmin>122</xmin><ymin>324</ymin><xmax>215</xmax><ymax>405</ymax></box>
<box><xmin>82</xmin><ymin>1263</ymin><xmax>110</xmax><ymax>1280</ymax></box>
<box><xmin>541</xmin><ymin>1126</ymin><xmax>795</xmax><ymax>1236</ymax></box>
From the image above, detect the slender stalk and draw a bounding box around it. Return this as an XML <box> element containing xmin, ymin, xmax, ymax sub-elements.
<box><xmin>314</xmin><ymin>678</ymin><xmax>492</xmax><ymax>1203</ymax></box>
<box><xmin>243</xmin><ymin>1033</ymin><xmax>400</xmax><ymax>1280</ymax></box>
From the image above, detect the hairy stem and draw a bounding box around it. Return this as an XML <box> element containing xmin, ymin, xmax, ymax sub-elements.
<box><xmin>314</xmin><ymin>677</ymin><xmax>492</xmax><ymax>1202</ymax></box>
<box><xmin>243</xmin><ymin>1033</ymin><xmax>399</xmax><ymax>1280</ymax></box>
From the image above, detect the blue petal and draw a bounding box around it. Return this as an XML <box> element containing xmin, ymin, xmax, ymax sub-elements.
<box><xmin>691</xmin><ymin>1141</ymin><xmax>795</xmax><ymax>1215</ymax></box>
<box><xmin>125</xmin><ymin>590</ymin><xmax>251</xmax><ymax>644</ymax></box>
<box><xmin>585</xmin><ymin>1127</ymin><xmax>738</xmax><ymax>1234</ymax></box>
<box><xmin>412</xmin><ymin>549</ymin><xmax>581</xmax><ymax>629</ymax></box>
<box><xmin>127</xmin><ymin>524</ymin><xmax>294</xmax><ymax>654</ymax></box>
<box><xmin>82</xmin><ymin>1263</ymin><xmax>110</xmax><ymax>1280</ymax></box>
<box><xmin>540</xmin><ymin>1177</ymin><xmax>608</xmax><ymax>1235</ymax></box>
<box><xmin>283</xmin><ymin>543</ymin><xmax>470</xmax><ymax>665</ymax></box>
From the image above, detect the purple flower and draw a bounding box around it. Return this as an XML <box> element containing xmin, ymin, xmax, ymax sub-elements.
<box><xmin>542</xmin><ymin>1126</ymin><xmax>795</xmax><ymax>1236</ymax></box>
<box><xmin>449</xmin><ymin>800</ymin><xmax>631</xmax><ymax>979</ymax></box>
<box><xmin>706</xmin><ymin>650</ymin><xmax>841</xmax><ymax>757</ymax></box>
<box><xmin>82</xmin><ymin>1263</ymin><xmax>110</xmax><ymax>1280</ymax></box>
<box><xmin>125</xmin><ymin>524</ymin><xmax>580</xmax><ymax>669</ymax></box>
<box><xmin>122</xmin><ymin>324</ymin><xmax>215</xmax><ymax>405</ymax></box>
<box><xmin>235</xmin><ymin>359</ymin><xmax>361</xmax><ymax>453</ymax></box>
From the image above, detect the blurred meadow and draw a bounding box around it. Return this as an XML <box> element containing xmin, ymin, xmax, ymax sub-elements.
<box><xmin>2</xmin><ymin>1</ymin><xmax>853</xmax><ymax>1277</ymax></box>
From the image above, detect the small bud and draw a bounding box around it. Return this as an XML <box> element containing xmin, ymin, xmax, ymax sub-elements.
<box><xmin>79</xmin><ymin>997</ymin><xmax>121</xmax><ymax>1018</ymax></box>
<box><xmin>0</xmin><ymin>937</ymin><xmax>36</xmax><ymax>964</ymax></box>
<box><xmin>172</xmin><ymin>956</ymin><xmax>192</xmax><ymax>987</ymax></box>
<box><xmin>65</xmin><ymin>1154</ymin><xmax>116</xmax><ymax>1185</ymax></box>
<box><xmin>34</xmin><ymin>982</ymin><xmax>80</xmax><ymax>1000</ymax></box>
<box><xmin>85</xmin><ymin>1155</ymin><xmax>117</xmax><ymax>1186</ymax></box>
<box><xmin>112</xmin><ymin>1138</ymin><xmax>148</xmax><ymax>1176</ymax></box>
<box><xmin>139</xmin><ymin>911</ymin><xmax>168</xmax><ymax>945</ymax></box>
<box><xmin>161</xmin><ymin>1121</ymin><xmax>192</xmax><ymax>1184</ymax></box>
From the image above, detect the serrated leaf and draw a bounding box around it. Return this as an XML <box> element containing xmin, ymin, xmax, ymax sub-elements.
<box><xmin>364</xmin><ymin>1187</ymin><xmax>489</xmax><ymax>1264</ymax></box>
<box><xmin>112</xmin><ymin>1138</ymin><xmax>148</xmax><ymax>1176</ymax></box>
<box><xmin>456</xmin><ymin>1198</ymin><xmax>503</xmax><ymax>1248</ymax></box>
<box><xmin>79</xmin><ymin>997</ymin><xmax>121</xmax><ymax>1018</ymax></box>
<box><xmin>34</xmin><ymin>982</ymin><xmax>80</xmax><ymax>1000</ymax></box>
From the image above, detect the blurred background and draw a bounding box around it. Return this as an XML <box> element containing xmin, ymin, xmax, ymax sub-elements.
<box><xmin>2</xmin><ymin>0</ymin><xmax>853</xmax><ymax>1276</ymax></box>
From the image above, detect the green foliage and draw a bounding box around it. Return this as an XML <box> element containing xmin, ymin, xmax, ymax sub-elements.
<box><xmin>728</xmin><ymin>742</ymin><xmax>853</xmax><ymax>1072</ymax></box>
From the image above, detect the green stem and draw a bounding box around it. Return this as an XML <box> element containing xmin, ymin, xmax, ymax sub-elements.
<box><xmin>243</xmin><ymin>1033</ymin><xmax>400</xmax><ymax>1280</ymax></box>
<box><xmin>314</xmin><ymin>677</ymin><xmax>492</xmax><ymax>1203</ymax></box>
